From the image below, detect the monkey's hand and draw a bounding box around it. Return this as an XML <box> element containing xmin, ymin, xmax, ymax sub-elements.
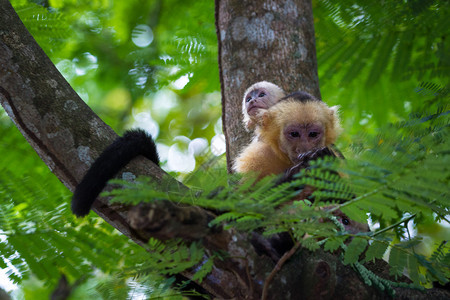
<box><xmin>283</xmin><ymin>147</ymin><xmax>335</xmax><ymax>182</ymax></box>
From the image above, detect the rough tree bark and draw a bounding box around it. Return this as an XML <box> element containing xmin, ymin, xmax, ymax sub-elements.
<box><xmin>0</xmin><ymin>0</ymin><xmax>448</xmax><ymax>299</ymax></box>
<box><xmin>216</xmin><ymin>0</ymin><xmax>321</xmax><ymax>171</ymax></box>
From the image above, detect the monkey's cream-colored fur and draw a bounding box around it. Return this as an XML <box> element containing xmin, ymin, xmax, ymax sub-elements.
<box><xmin>234</xmin><ymin>97</ymin><xmax>342</xmax><ymax>179</ymax></box>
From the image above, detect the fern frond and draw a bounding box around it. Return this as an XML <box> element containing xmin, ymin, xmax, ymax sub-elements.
<box><xmin>344</xmin><ymin>237</ymin><xmax>369</xmax><ymax>265</ymax></box>
<box><xmin>104</xmin><ymin>110</ymin><xmax>449</xmax><ymax>289</ymax></box>
<box><xmin>0</xmin><ymin>125</ymin><xmax>180</xmax><ymax>288</ymax></box>
<box><xmin>13</xmin><ymin>3</ymin><xmax>69</xmax><ymax>39</ymax></box>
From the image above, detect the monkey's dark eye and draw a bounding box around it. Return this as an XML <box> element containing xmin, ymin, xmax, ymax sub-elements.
<box><xmin>246</xmin><ymin>97</ymin><xmax>252</xmax><ymax>102</ymax></box>
<box><xmin>309</xmin><ymin>132</ymin><xmax>319</xmax><ymax>138</ymax></box>
<box><xmin>258</xmin><ymin>92</ymin><xmax>266</xmax><ymax>97</ymax></box>
<box><xmin>290</xmin><ymin>131</ymin><xmax>300</xmax><ymax>138</ymax></box>
<box><xmin>342</xmin><ymin>218</ymin><xmax>350</xmax><ymax>225</ymax></box>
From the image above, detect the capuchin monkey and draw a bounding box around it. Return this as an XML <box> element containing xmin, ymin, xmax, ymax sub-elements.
<box><xmin>238</xmin><ymin>91</ymin><xmax>369</xmax><ymax>259</ymax></box>
<box><xmin>242</xmin><ymin>81</ymin><xmax>285</xmax><ymax>132</ymax></box>
<box><xmin>71</xmin><ymin>129</ymin><xmax>159</xmax><ymax>217</ymax></box>
<box><xmin>234</xmin><ymin>91</ymin><xmax>342</xmax><ymax>179</ymax></box>
<box><xmin>239</xmin><ymin>92</ymin><xmax>368</xmax><ymax>258</ymax></box>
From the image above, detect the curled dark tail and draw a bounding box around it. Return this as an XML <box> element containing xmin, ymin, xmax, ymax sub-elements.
<box><xmin>71</xmin><ymin>129</ymin><xmax>160</xmax><ymax>217</ymax></box>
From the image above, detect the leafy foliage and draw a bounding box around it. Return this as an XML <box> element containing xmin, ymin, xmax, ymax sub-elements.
<box><xmin>11</xmin><ymin>0</ymin><xmax>221</xmax><ymax>149</ymax></box>
<box><xmin>10</xmin><ymin>0</ymin><xmax>449</xmax><ymax>168</ymax></box>
<box><xmin>10</xmin><ymin>0</ymin><xmax>449</xmax><ymax>135</ymax></box>
<box><xmin>12</xmin><ymin>0</ymin><xmax>70</xmax><ymax>52</ymax></box>
<box><xmin>155</xmin><ymin>0</ymin><xmax>219</xmax><ymax>93</ymax></box>
<box><xmin>108</xmin><ymin>109</ymin><xmax>449</xmax><ymax>291</ymax></box>
<box><xmin>314</xmin><ymin>0</ymin><xmax>449</xmax><ymax>134</ymax></box>
<box><xmin>0</xmin><ymin>124</ymin><xmax>201</xmax><ymax>297</ymax></box>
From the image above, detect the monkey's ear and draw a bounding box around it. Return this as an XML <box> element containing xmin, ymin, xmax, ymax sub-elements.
<box><xmin>330</xmin><ymin>105</ymin><xmax>340</xmax><ymax>116</ymax></box>
<box><xmin>329</xmin><ymin>105</ymin><xmax>343</xmax><ymax>137</ymax></box>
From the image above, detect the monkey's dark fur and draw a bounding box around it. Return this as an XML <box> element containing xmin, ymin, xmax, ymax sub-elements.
<box><xmin>72</xmin><ymin>129</ymin><xmax>159</xmax><ymax>217</ymax></box>
<box><xmin>279</xmin><ymin>90</ymin><xmax>322</xmax><ymax>103</ymax></box>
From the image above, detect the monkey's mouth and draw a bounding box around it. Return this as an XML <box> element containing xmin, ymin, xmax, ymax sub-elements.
<box><xmin>247</xmin><ymin>104</ymin><xmax>264</xmax><ymax>115</ymax></box>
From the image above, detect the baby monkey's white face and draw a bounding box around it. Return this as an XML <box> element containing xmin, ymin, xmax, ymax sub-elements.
<box><xmin>244</xmin><ymin>87</ymin><xmax>278</xmax><ymax>117</ymax></box>
<box><xmin>241</xmin><ymin>81</ymin><xmax>285</xmax><ymax>131</ymax></box>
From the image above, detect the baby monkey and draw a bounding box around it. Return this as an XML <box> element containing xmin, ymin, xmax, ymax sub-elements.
<box><xmin>242</xmin><ymin>81</ymin><xmax>285</xmax><ymax>133</ymax></box>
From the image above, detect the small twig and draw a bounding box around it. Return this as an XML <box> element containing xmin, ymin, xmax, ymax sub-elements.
<box><xmin>329</xmin><ymin>185</ymin><xmax>386</xmax><ymax>213</ymax></box>
<box><xmin>371</xmin><ymin>213</ymin><xmax>416</xmax><ymax>237</ymax></box>
<box><xmin>261</xmin><ymin>241</ymin><xmax>302</xmax><ymax>300</ymax></box>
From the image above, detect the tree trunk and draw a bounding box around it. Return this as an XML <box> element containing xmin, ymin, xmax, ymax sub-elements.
<box><xmin>0</xmin><ymin>0</ymin><xmax>448</xmax><ymax>299</ymax></box>
<box><xmin>216</xmin><ymin>0</ymin><xmax>321</xmax><ymax>171</ymax></box>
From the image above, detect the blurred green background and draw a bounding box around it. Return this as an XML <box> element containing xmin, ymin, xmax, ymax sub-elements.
<box><xmin>6</xmin><ymin>0</ymin><xmax>448</xmax><ymax>171</ymax></box>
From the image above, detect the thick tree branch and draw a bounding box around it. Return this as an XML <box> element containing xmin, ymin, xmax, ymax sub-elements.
<box><xmin>0</xmin><ymin>0</ymin><xmax>161</xmax><ymax>246</ymax></box>
<box><xmin>128</xmin><ymin>201</ymin><xmax>218</xmax><ymax>241</ymax></box>
<box><xmin>0</xmin><ymin>1</ymin><xmax>254</xmax><ymax>297</ymax></box>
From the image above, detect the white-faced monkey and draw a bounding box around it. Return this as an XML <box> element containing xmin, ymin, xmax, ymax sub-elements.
<box><xmin>242</xmin><ymin>81</ymin><xmax>285</xmax><ymax>133</ymax></box>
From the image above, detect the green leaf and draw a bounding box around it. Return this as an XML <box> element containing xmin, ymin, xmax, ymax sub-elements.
<box><xmin>324</xmin><ymin>237</ymin><xmax>345</xmax><ymax>252</ymax></box>
<box><xmin>343</xmin><ymin>238</ymin><xmax>368</xmax><ymax>265</ymax></box>
<box><xmin>407</xmin><ymin>254</ymin><xmax>420</xmax><ymax>285</ymax></box>
<box><xmin>388</xmin><ymin>246</ymin><xmax>407</xmax><ymax>277</ymax></box>
<box><xmin>365</xmin><ymin>32</ymin><xmax>399</xmax><ymax>87</ymax></box>
<box><xmin>364</xmin><ymin>240</ymin><xmax>389</xmax><ymax>263</ymax></box>
<box><xmin>192</xmin><ymin>257</ymin><xmax>214</xmax><ymax>283</ymax></box>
